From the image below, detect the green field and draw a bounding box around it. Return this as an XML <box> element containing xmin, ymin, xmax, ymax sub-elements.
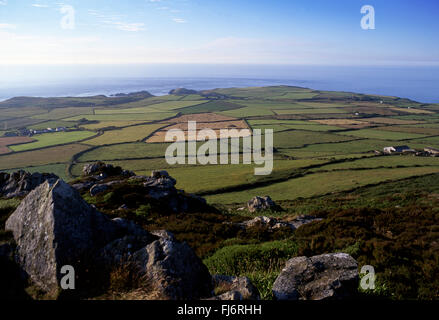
<box><xmin>273</xmin><ymin>130</ymin><xmax>357</xmax><ymax>148</ymax></box>
<box><xmin>63</xmin><ymin>112</ymin><xmax>177</xmax><ymax>122</ymax></box>
<box><xmin>337</xmin><ymin>128</ymin><xmax>427</xmax><ymax>140</ymax></box>
<box><xmin>205</xmin><ymin>166</ymin><xmax>439</xmax><ymax>204</ymax></box>
<box><xmin>85</xmin><ymin>123</ymin><xmax>166</xmax><ymax>146</ymax></box>
<box><xmin>95</xmin><ymin>100</ymin><xmax>204</xmax><ymax>114</ymax></box>
<box><xmin>0</xmin><ymin>143</ymin><xmax>89</xmax><ymax>170</ymax></box>
<box><xmin>9</xmin><ymin>131</ymin><xmax>96</xmax><ymax>152</ymax></box>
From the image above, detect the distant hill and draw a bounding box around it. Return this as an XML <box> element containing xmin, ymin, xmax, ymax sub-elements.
<box><xmin>0</xmin><ymin>91</ymin><xmax>154</xmax><ymax>109</ymax></box>
<box><xmin>169</xmin><ymin>88</ymin><xmax>199</xmax><ymax>95</ymax></box>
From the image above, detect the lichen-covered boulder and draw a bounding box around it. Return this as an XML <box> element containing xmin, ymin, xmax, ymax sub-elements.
<box><xmin>247</xmin><ymin>196</ymin><xmax>277</xmax><ymax>213</ymax></box>
<box><xmin>5</xmin><ymin>179</ymin><xmax>125</xmax><ymax>294</ymax></box>
<box><xmin>272</xmin><ymin>253</ymin><xmax>359</xmax><ymax>300</ymax></box>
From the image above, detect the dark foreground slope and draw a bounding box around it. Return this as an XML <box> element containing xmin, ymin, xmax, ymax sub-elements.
<box><xmin>1</xmin><ymin>164</ymin><xmax>438</xmax><ymax>300</ymax></box>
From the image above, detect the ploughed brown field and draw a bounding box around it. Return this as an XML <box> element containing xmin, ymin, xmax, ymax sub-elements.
<box><xmin>147</xmin><ymin>113</ymin><xmax>251</xmax><ymax>142</ymax></box>
<box><xmin>0</xmin><ymin>136</ymin><xmax>35</xmax><ymax>155</ymax></box>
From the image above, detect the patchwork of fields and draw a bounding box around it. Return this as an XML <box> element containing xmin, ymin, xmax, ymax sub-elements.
<box><xmin>1</xmin><ymin>85</ymin><xmax>439</xmax><ymax>206</ymax></box>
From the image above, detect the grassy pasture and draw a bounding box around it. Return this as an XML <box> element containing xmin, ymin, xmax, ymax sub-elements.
<box><xmin>248</xmin><ymin>119</ymin><xmax>312</xmax><ymax>126</ymax></box>
<box><xmin>95</xmin><ymin>100</ymin><xmax>203</xmax><ymax>114</ymax></box>
<box><xmin>209</xmin><ymin>86</ymin><xmax>313</xmax><ymax>99</ymax></box>
<box><xmin>251</xmin><ymin>123</ymin><xmax>341</xmax><ymax>132</ymax></box>
<box><xmin>0</xmin><ymin>117</ymin><xmax>45</xmax><ymax>130</ymax></box>
<box><xmin>9</xmin><ymin>131</ymin><xmax>96</xmax><ymax>152</ymax></box>
<box><xmin>205</xmin><ymin>166</ymin><xmax>439</xmax><ymax>204</ymax></box>
<box><xmin>79</xmin><ymin>120</ymin><xmax>147</xmax><ymax>130</ymax></box>
<box><xmin>392</xmin><ymin>114</ymin><xmax>439</xmax><ymax>122</ymax></box>
<box><xmin>177</xmin><ymin>101</ymin><xmax>245</xmax><ymax>114</ymax></box>
<box><xmin>63</xmin><ymin>112</ymin><xmax>177</xmax><ymax>122</ymax></box>
<box><xmin>358</xmin><ymin>117</ymin><xmax>423</xmax><ymax>125</ymax></box>
<box><xmin>166</xmin><ymin>159</ymin><xmax>328</xmax><ymax>194</ymax></box>
<box><xmin>179</xmin><ymin>94</ymin><xmax>207</xmax><ymax>101</ymax></box>
<box><xmin>0</xmin><ymin>106</ymin><xmax>48</xmax><ymax>119</ymax></box>
<box><xmin>220</xmin><ymin>106</ymin><xmax>275</xmax><ymax>117</ymax></box>
<box><xmin>0</xmin><ymin>143</ymin><xmax>89</xmax><ymax>170</ymax></box>
<box><xmin>310</xmin><ymin>119</ymin><xmax>375</xmax><ymax>129</ymax></box>
<box><xmin>273</xmin><ymin>130</ymin><xmax>357</xmax><ymax>149</ymax></box>
<box><xmin>376</xmin><ymin>125</ymin><xmax>439</xmax><ymax>136</ymax></box>
<box><xmin>389</xmin><ymin>107</ymin><xmax>434</xmax><ymax>114</ymax></box>
<box><xmin>407</xmin><ymin>136</ymin><xmax>439</xmax><ymax>148</ymax></box>
<box><xmin>277</xmin><ymin>92</ymin><xmax>319</xmax><ymax>100</ymax></box>
<box><xmin>295</xmin><ymin>102</ymin><xmax>352</xmax><ymax>108</ymax></box>
<box><xmin>279</xmin><ymin>139</ymin><xmax>396</xmax><ymax>157</ymax></box>
<box><xmin>274</xmin><ymin>108</ymin><xmax>349</xmax><ymax>115</ymax></box>
<box><xmin>337</xmin><ymin>128</ymin><xmax>427</xmax><ymax>141</ymax></box>
<box><xmin>85</xmin><ymin>123</ymin><xmax>166</xmax><ymax>146</ymax></box>
<box><xmin>311</xmin><ymin>155</ymin><xmax>439</xmax><ymax>172</ymax></box>
<box><xmin>31</xmin><ymin>107</ymin><xmax>94</xmax><ymax>120</ymax></box>
<box><xmin>77</xmin><ymin>142</ymin><xmax>171</xmax><ymax>161</ymax></box>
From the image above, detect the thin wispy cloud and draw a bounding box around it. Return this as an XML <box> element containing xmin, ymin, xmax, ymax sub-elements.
<box><xmin>0</xmin><ymin>0</ymin><xmax>7</xmax><ymax>5</ymax></box>
<box><xmin>113</xmin><ymin>22</ymin><xmax>145</xmax><ymax>32</ymax></box>
<box><xmin>173</xmin><ymin>18</ymin><xmax>186</xmax><ymax>23</ymax></box>
<box><xmin>88</xmin><ymin>9</ymin><xmax>145</xmax><ymax>32</ymax></box>
<box><xmin>32</xmin><ymin>4</ymin><xmax>49</xmax><ymax>8</ymax></box>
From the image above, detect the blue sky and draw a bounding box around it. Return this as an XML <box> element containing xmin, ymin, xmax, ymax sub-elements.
<box><xmin>0</xmin><ymin>0</ymin><xmax>438</xmax><ymax>65</ymax></box>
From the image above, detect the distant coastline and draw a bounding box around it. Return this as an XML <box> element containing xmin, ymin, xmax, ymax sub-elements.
<box><xmin>1</xmin><ymin>65</ymin><xmax>438</xmax><ymax>103</ymax></box>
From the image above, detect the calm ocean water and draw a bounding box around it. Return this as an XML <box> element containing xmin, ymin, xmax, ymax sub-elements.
<box><xmin>0</xmin><ymin>65</ymin><xmax>438</xmax><ymax>103</ymax></box>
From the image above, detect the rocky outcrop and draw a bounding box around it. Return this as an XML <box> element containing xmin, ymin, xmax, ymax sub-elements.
<box><xmin>247</xmin><ymin>196</ymin><xmax>278</xmax><ymax>213</ymax></box>
<box><xmin>143</xmin><ymin>170</ymin><xmax>208</xmax><ymax>213</ymax></box>
<box><xmin>5</xmin><ymin>179</ymin><xmax>213</xmax><ymax>299</ymax></box>
<box><xmin>82</xmin><ymin>161</ymin><xmax>135</xmax><ymax>179</ymax></box>
<box><xmin>128</xmin><ymin>231</ymin><xmax>213</xmax><ymax>299</ymax></box>
<box><xmin>236</xmin><ymin>215</ymin><xmax>322</xmax><ymax>231</ymax></box>
<box><xmin>100</xmin><ymin>230</ymin><xmax>212</xmax><ymax>299</ymax></box>
<box><xmin>272</xmin><ymin>253</ymin><xmax>359</xmax><ymax>300</ymax></box>
<box><xmin>210</xmin><ymin>275</ymin><xmax>260</xmax><ymax>300</ymax></box>
<box><xmin>78</xmin><ymin>165</ymin><xmax>210</xmax><ymax>214</ymax></box>
<box><xmin>5</xmin><ymin>179</ymin><xmax>124</xmax><ymax>294</ymax></box>
<box><xmin>0</xmin><ymin>171</ymin><xmax>59</xmax><ymax>198</ymax></box>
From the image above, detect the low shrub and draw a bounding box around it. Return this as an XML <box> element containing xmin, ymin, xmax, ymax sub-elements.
<box><xmin>203</xmin><ymin>240</ymin><xmax>297</xmax><ymax>277</ymax></box>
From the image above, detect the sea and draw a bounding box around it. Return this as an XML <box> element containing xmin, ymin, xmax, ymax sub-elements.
<box><xmin>0</xmin><ymin>64</ymin><xmax>438</xmax><ymax>103</ymax></box>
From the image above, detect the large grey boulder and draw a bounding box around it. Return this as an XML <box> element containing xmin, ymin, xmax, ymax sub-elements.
<box><xmin>5</xmin><ymin>179</ymin><xmax>125</xmax><ymax>294</ymax></box>
<box><xmin>5</xmin><ymin>179</ymin><xmax>213</xmax><ymax>299</ymax></box>
<box><xmin>102</xmin><ymin>230</ymin><xmax>213</xmax><ymax>299</ymax></box>
<box><xmin>132</xmin><ymin>230</ymin><xmax>213</xmax><ymax>299</ymax></box>
<box><xmin>272</xmin><ymin>253</ymin><xmax>359</xmax><ymax>300</ymax></box>
<box><xmin>0</xmin><ymin>171</ymin><xmax>59</xmax><ymax>198</ymax></box>
<box><xmin>247</xmin><ymin>196</ymin><xmax>277</xmax><ymax>213</ymax></box>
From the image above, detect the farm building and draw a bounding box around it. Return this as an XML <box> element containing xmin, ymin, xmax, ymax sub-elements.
<box><xmin>424</xmin><ymin>147</ymin><xmax>439</xmax><ymax>156</ymax></box>
<box><xmin>383</xmin><ymin>145</ymin><xmax>415</xmax><ymax>154</ymax></box>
